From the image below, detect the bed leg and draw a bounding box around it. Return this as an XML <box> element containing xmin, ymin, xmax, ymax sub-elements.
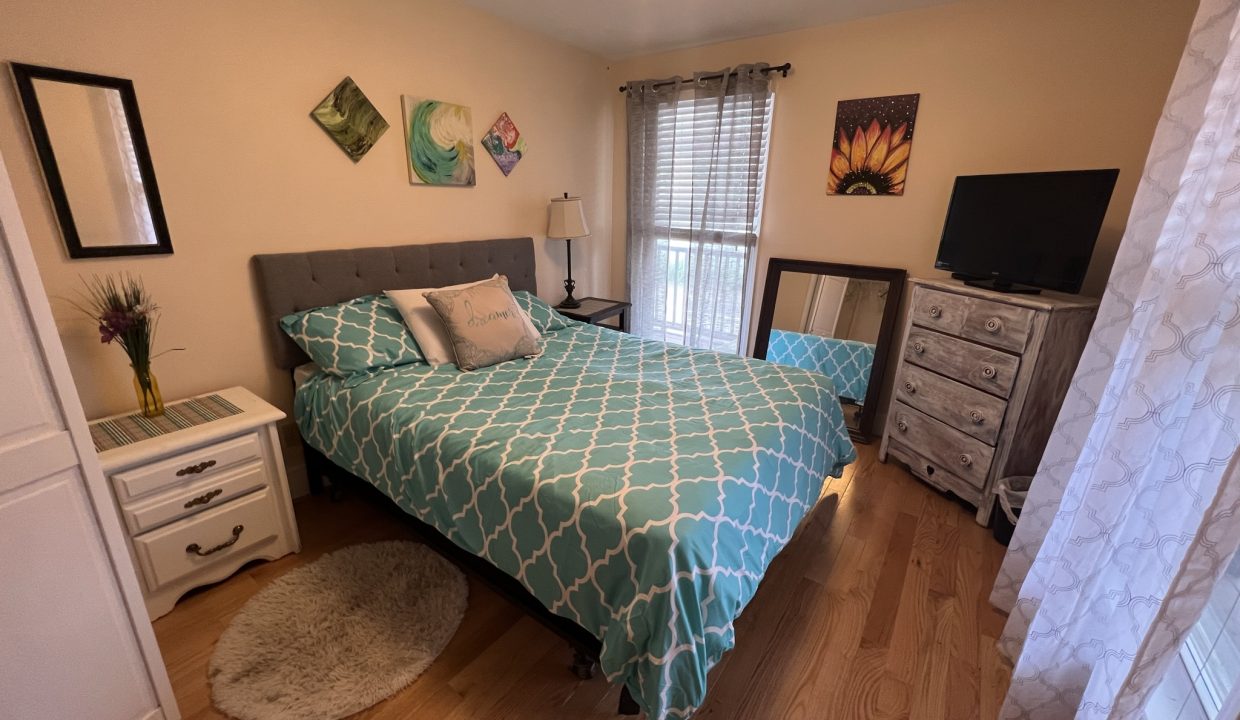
<box><xmin>302</xmin><ymin>441</ymin><xmax>329</xmax><ymax>496</ymax></box>
<box><xmin>570</xmin><ymin>648</ymin><xmax>596</xmax><ymax>680</ymax></box>
<box><xmin>618</xmin><ymin>685</ymin><xmax>640</xmax><ymax>715</ymax></box>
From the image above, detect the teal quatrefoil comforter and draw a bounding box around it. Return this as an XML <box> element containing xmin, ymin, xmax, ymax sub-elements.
<box><xmin>295</xmin><ymin>321</ymin><xmax>856</xmax><ymax>718</ymax></box>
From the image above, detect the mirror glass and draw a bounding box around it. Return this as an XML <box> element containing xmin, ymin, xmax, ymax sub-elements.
<box><xmin>12</xmin><ymin>63</ymin><xmax>172</xmax><ymax>258</ymax></box>
<box><xmin>766</xmin><ymin>273</ymin><xmax>891</xmax><ymax>433</ymax></box>
<box><xmin>31</xmin><ymin>79</ymin><xmax>158</xmax><ymax>248</ymax></box>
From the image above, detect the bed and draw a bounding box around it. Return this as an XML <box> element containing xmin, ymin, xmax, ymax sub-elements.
<box><xmin>254</xmin><ymin>238</ymin><xmax>857</xmax><ymax>719</ymax></box>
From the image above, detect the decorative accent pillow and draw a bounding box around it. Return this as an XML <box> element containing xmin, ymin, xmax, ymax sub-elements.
<box><xmin>387</xmin><ymin>276</ymin><xmax>540</xmax><ymax>367</ymax></box>
<box><xmin>423</xmin><ymin>276</ymin><xmax>542</xmax><ymax>371</ymax></box>
<box><xmin>512</xmin><ymin>291</ymin><xmax>571</xmax><ymax>334</ymax></box>
<box><xmin>279</xmin><ymin>294</ymin><xmax>424</xmax><ymax>377</ymax></box>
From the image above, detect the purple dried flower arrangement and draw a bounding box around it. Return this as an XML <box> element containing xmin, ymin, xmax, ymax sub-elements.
<box><xmin>73</xmin><ymin>274</ymin><xmax>180</xmax><ymax>417</ymax></box>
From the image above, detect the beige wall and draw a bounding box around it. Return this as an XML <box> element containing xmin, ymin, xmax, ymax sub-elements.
<box><xmin>0</xmin><ymin>0</ymin><xmax>613</xmax><ymax>435</ymax></box>
<box><xmin>608</xmin><ymin>0</ymin><xmax>1196</xmax><ymax>325</ymax></box>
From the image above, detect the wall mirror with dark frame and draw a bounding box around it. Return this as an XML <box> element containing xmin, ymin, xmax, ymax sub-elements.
<box><xmin>753</xmin><ymin>258</ymin><xmax>906</xmax><ymax>442</ymax></box>
<box><xmin>10</xmin><ymin>62</ymin><xmax>172</xmax><ymax>258</ymax></box>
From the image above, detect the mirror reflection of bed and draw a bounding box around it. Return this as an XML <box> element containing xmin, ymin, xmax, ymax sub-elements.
<box><xmin>770</xmin><ymin>274</ymin><xmax>887</xmax><ymax>431</ymax></box>
<box><xmin>754</xmin><ymin>259</ymin><xmax>906</xmax><ymax>441</ymax></box>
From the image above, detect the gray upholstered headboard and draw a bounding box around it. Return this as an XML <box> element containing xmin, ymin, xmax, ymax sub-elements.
<box><xmin>253</xmin><ymin>237</ymin><xmax>536</xmax><ymax>369</ymax></box>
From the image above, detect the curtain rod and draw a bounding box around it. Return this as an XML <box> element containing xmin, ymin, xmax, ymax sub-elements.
<box><xmin>617</xmin><ymin>62</ymin><xmax>791</xmax><ymax>93</ymax></box>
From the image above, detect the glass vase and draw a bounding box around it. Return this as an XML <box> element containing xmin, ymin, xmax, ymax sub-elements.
<box><xmin>132</xmin><ymin>367</ymin><xmax>164</xmax><ymax>418</ymax></box>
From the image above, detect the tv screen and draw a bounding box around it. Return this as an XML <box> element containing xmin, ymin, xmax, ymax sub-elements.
<box><xmin>934</xmin><ymin>169</ymin><xmax>1119</xmax><ymax>294</ymax></box>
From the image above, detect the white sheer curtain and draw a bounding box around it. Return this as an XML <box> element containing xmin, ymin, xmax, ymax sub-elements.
<box><xmin>625</xmin><ymin>65</ymin><xmax>773</xmax><ymax>354</ymax></box>
<box><xmin>990</xmin><ymin>0</ymin><xmax>1240</xmax><ymax>716</ymax></box>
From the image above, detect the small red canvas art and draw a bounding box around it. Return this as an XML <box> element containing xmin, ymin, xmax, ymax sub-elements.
<box><xmin>826</xmin><ymin>93</ymin><xmax>920</xmax><ymax>196</ymax></box>
<box><xmin>482</xmin><ymin>112</ymin><xmax>526</xmax><ymax>176</ymax></box>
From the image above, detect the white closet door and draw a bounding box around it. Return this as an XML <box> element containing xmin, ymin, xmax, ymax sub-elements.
<box><xmin>0</xmin><ymin>150</ymin><xmax>176</xmax><ymax>719</ymax></box>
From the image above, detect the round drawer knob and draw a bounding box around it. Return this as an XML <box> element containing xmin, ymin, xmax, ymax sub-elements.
<box><xmin>904</xmin><ymin>381</ymin><xmax>917</xmax><ymax>394</ymax></box>
<box><xmin>896</xmin><ymin>420</ymin><xmax>908</xmax><ymax>432</ymax></box>
<box><xmin>912</xmin><ymin>341</ymin><xmax>925</xmax><ymax>354</ymax></box>
<box><xmin>928</xmin><ymin>305</ymin><xmax>943</xmax><ymax>319</ymax></box>
<box><xmin>959</xmin><ymin>453</ymin><xmax>973</xmax><ymax>467</ymax></box>
<box><xmin>985</xmin><ymin>317</ymin><xmax>1003</xmax><ymax>334</ymax></box>
<box><xmin>970</xmin><ymin>410</ymin><xmax>985</xmax><ymax>424</ymax></box>
<box><xmin>981</xmin><ymin>365</ymin><xmax>996</xmax><ymax>379</ymax></box>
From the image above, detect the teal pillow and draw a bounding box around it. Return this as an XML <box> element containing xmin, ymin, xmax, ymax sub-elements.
<box><xmin>280</xmin><ymin>294</ymin><xmax>425</xmax><ymax>377</ymax></box>
<box><xmin>512</xmin><ymin>291</ymin><xmax>571</xmax><ymax>333</ymax></box>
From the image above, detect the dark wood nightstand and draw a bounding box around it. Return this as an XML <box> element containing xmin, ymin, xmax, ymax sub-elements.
<box><xmin>556</xmin><ymin>297</ymin><xmax>631</xmax><ymax>332</ymax></box>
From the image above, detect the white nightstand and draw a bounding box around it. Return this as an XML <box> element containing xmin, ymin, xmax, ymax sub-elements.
<box><xmin>91</xmin><ymin>386</ymin><xmax>301</xmax><ymax>619</ymax></box>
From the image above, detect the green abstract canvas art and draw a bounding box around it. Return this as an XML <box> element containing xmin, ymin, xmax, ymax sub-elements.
<box><xmin>401</xmin><ymin>96</ymin><xmax>475</xmax><ymax>186</ymax></box>
<box><xmin>309</xmin><ymin>77</ymin><xmax>389</xmax><ymax>163</ymax></box>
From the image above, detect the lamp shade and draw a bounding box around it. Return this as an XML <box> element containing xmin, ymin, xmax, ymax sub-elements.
<box><xmin>547</xmin><ymin>195</ymin><xmax>590</xmax><ymax>239</ymax></box>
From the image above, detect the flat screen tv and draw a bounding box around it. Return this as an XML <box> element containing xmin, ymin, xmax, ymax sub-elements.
<box><xmin>934</xmin><ymin>169</ymin><xmax>1119</xmax><ymax>294</ymax></box>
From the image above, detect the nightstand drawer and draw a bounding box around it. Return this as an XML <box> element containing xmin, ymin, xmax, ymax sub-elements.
<box><xmin>120</xmin><ymin>460</ymin><xmax>268</xmax><ymax>534</ymax></box>
<box><xmin>894</xmin><ymin>365</ymin><xmax>1007</xmax><ymax>445</ymax></box>
<box><xmin>112</xmin><ymin>432</ymin><xmax>262</xmax><ymax>502</ymax></box>
<box><xmin>132</xmin><ymin>487</ymin><xmax>281</xmax><ymax>590</ymax></box>
<box><xmin>888</xmin><ymin>402</ymin><xmax>994</xmax><ymax>488</ymax></box>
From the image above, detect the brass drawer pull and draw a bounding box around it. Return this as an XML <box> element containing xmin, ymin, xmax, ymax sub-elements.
<box><xmin>981</xmin><ymin>365</ymin><xmax>996</xmax><ymax>379</ymax></box>
<box><xmin>904</xmin><ymin>381</ymin><xmax>917</xmax><ymax>394</ymax></box>
<box><xmin>186</xmin><ymin>525</ymin><xmax>244</xmax><ymax>557</ymax></box>
<box><xmin>184</xmin><ymin>488</ymin><xmax>223</xmax><ymax>509</ymax></box>
<box><xmin>176</xmin><ymin>459</ymin><xmax>217</xmax><ymax>477</ymax></box>
<box><xmin>896</xmin><ymin>420</ymin><xmax>909</xmax><ymax>432</ymax></box>
<box><xmin>985</xmin><ymin>317</ymin><xmax>1003</xmax><ymax>334</ymax></box>
<box><xmin>959</xmin><ymin>453</ymin><xmax>973</xmax><ymax>467</ymax></box>
<box><xmin>928</xmin><ymin>305</ymin><xmax>942</xmax><ymax>319</ymax></box>
<box><xmin>970</xmin><ymin>410</ymin><xmax>985</xmax><ymax>425</ymax></box>
<box><xmin>912</xmin><ymin>341</ymin><xmax>925</xmax><ymax>354</ymax></box>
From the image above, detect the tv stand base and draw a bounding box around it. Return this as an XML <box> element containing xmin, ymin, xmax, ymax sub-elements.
<box><xmin>951</xmin><ymin>273</ymin><xmax>1043</xmax><ymax>295</ymax></box>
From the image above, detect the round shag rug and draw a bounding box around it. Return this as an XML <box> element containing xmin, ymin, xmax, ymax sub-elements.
<box><xmin>208</xmin><ymin>541</ymin><xmax>467</xmax><ymax>720</ymax></box>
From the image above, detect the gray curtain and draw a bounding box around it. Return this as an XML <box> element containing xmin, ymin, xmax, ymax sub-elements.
<box><xmin>625</xmin><ymin>64</ymin><xmax>773</xmax><ymax>354</ymax></box>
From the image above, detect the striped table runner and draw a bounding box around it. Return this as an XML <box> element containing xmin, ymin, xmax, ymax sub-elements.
<box><xmin>90</xmin><ymin>394</ymin><xmax>244</xmax><ymax>453</ymax></box>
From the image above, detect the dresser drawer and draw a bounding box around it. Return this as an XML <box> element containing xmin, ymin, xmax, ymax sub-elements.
<box><xmin>888</xmin><ymin>402</ymin><xmax>994</xmax><ymax>488</ymax></box>
<box><xmin>132</xmin><ymin>487</ymin><xmax>281</xmax><ymax>590</ymax></box>
<box><xmin>120</xmin><ymin>460</ymin><xmax>268</xmax><ymax>534</ymax></box>
<box><xmin>962</xmin><ymin>300</ymin><xmax>1034</xmax><ymax>352</ymax></box>
<box><xmin>894</xmin><ymin>365</ymin><xmax>1007</xmax><ymax>445</ymax></box>
<box><xmin>112</xmin><ymin>432</ymin><xmax>262</xmax><ymax>503</ymax></box>
<box><xmin>886</xmin><ymin>440</ymin><xmax>985</xmax><ymax>506</ymax></box>
<box><xmin>904</xmin><ymin>327</ymin><xmax>1019</xmax><ymax>398</ymax></box>
<box><xmin>911</xmin><ymin>286</ymin><xmax>1035</xmax><ymax>352</ymax></box>
<box><xmin>910</xmin><ymin>286</ymin><xmax>969</xmax><ymax>335</ymax></box>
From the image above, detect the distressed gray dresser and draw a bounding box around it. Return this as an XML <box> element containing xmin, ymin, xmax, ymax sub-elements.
<box><xmin>878</xmin><ymin>278</ymin><xmax>1098</xmax><ymax>525</ymax></box>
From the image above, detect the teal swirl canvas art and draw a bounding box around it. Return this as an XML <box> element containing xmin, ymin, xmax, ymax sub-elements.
<box><xmin>401</xmin><ymin>96</ymin><xmax>475</xmax><ymax>186</ymax></box>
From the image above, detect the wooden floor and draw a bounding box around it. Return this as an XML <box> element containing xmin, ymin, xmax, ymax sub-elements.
<box><xmin>153</xmin><ymin>445</ymin><xmax>1012</xmax><ymax>719</ymax></box>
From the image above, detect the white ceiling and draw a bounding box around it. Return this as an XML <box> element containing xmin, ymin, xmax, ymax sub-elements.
<box><xmin>462</xmin><ymin>0</ymin><xmax>961</xmax><ymax>59</ymax></box>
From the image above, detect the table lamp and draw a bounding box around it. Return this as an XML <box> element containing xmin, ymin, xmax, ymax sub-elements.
<box><xmin>546</xmin><ymin>193</ymin><xmax>590</xmax><ymax>309</ymax></box>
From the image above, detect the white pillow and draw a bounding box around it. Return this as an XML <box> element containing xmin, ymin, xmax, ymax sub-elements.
<box><xmin>386</xmin><ymin>275</ymin><xmax>539</xmax><ymax>366</ymax></box>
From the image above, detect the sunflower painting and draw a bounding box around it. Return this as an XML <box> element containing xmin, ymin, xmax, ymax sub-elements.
<box><xmin>826</xmin><ymin>94</ymin><xmax>920</xmax><ymax>196</ymax></box>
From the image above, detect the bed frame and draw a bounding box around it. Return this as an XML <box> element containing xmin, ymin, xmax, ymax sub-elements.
<box><xmin>252</xmin><ymin>238</ymin><xmax>640</xmax><ymax>715</ymax></box>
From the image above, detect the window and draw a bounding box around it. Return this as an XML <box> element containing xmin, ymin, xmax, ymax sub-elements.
<box><xmin>626</xmin><ymin>72</ymin><xmax>774</xmax><ymax>354</ymax></box>
<box><xmin>1149</xmin><ymin>551</ymin><xmax>1240</xmax><ymax>719</ymax></box>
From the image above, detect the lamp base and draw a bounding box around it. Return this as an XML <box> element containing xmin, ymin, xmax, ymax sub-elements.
<box><xmin>558</xmin><ymin>276</ymin><xmax>580</xmax><ymax>309</ymax></box>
